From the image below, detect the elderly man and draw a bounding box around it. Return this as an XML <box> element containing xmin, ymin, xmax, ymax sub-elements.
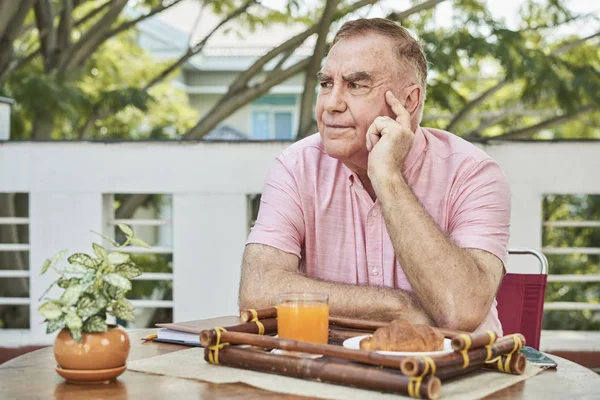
<box><xmin>239</xmin><ymin>18</ymin><xmax>510</xmax><ymax>333</ymax></box>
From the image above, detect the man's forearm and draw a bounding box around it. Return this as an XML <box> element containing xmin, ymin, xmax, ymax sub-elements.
<box><xmin>374</xmin><ymin>172</ymin><xmax>493</xmax><ymax>330</ymax></box>
<box><xmin>239</xmin><ymin>244</ymin><xmax>435</xmax><ymax>325</ymax></box>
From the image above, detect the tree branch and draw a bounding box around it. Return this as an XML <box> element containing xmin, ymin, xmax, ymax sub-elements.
<box><xmin>297</xmin><ymin>0</ymin><xmax>338</xmax><ymax>139</ymax></box>
<box><xmin>491</xmin><ymin>104</ymin><xmax>596</xmax><ymax>139</ymax></box>
<box><xmin>59</xmin><ymin>0</ymin><xmax>128</xmax><ymax>71</ymax></box>
<box><xmin>0</xmin><ymin>0</ymin><xmax>36</xmax><ymax>82</ymax></box>
<box><xmin>183</xmin><ymin>57</ymin><xmax>312</xmax><ymax>139</ymax></box>
<box><xmin>227</xmin><ymin>0</ymin><xmax>378</xmax><ymax>96</ymax></box>
<box><xmin>445</xmin><ymin>81</ymin><xmax>506</xmax><ymax>132</ymax></box>
<box><xmin>445</xmin><ymin>30</ymin><xmax>600</xmax><ymax>132</ymax></box>
<box><xmin>0</xmin><ymin>1</ymin><xmax>21</xmax><ymax>38</ymax></box>
<box><xmin>554</xmin><ymin>31</ymin><xmax>600</xmax><ymax>55</ymax></box>
<box><xmin>143</xmin><ymin>0</ymin><xmax>256</xmax><ymax>91</ymax></box>
<box><xmin>74</xmin><ymin>0</ymin><xmax>113</xmax><ymax>28</ymax></box>
<box><xmin>387</xmin><ymin>0</ymin><xmax>448</xmax><ymax>22</ymax></box>
<box><xmin>56</xmin><ymin>0</ymin><xmax>74</xmax><ymax>67</ymax></box>
<box><xmin>34</xmin><ymin>0</ymin><xmax>57</xmax><ymax>71</ymax></box>
<box><xmin>104</xmin><ymin>0</ymin><xmax>185</xmax><ymax>40</ymax></box>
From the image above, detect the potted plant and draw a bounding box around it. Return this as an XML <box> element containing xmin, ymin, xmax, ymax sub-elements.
<box><xmin>38</xmin><ymin>223</ymin><xmax>150</xmax><ymax>383</ymax></box>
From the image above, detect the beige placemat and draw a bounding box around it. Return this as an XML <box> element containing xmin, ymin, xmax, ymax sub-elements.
<box><xmin>128</xmin><ymin>348</ymin><xmax>543</xmax><ymax>399</ymax></box>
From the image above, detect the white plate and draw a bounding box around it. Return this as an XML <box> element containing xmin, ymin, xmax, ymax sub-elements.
<box><xmin>342</xmin><ymin>335</ymin><xmax>454</xmax><ymax>356</ymax></box>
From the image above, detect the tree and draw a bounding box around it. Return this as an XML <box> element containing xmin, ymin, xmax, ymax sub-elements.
<box><xmin>543</xmin><ymin>194</ymin><xmax>600</xmax><ymax>330</ymax></box>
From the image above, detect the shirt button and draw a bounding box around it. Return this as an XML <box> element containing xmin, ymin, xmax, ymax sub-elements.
<box><xmin>372</xmin><ymin>267</ymin><xmax>379</xmax><ymax>275</ymax></box>
<box><xmin>371</xmin><ymin>210</ymin><xmax>378</xmax><ymax>217</ymax></box>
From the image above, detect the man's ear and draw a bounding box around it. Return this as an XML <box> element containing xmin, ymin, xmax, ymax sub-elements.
<box><xmin>403</xmin><ymin>84</ymin><xmax>422</xmax><ymax>117</ymax></box>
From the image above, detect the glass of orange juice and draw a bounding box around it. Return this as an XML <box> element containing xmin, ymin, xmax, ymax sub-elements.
<box><xmin>276</xmin><ymin>293</ymin><xmax>329</xmax><ymax>344</ymax></box>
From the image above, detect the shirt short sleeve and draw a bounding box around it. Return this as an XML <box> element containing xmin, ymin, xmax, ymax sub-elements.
<box><xmin>448</xmin><ymin>158</ymin><xmax>511</xmax><ymax>266</ymax></box>
<box><xmin>246</xmin><ymin>155</ymin><xmax>305</xmax><ymax>258</ymax></box>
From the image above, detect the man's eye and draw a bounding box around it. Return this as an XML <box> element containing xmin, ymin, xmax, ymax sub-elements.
<box><xmin>319</xmin><ymin>81</ymin><xmax>332</xmax><ymax>89</ymax></box>
<box><xmin>349</xmin><ymin>82</ymin><xmax>362</xmax><ymax>89</ymax></box>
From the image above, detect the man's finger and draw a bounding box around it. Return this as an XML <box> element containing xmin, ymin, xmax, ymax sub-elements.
<box><xmin>385</xmin><ymin>90</ymin><xmax>410</xmax><ymax>123</ymax></box>
<box><xmin>366</xmin><ymin>116</ymin><xmax>395</xmax><ymax>151</ymax></box>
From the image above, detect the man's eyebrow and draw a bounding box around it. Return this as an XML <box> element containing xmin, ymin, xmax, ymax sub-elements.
<box><xmin>316</xmin><ymin>72</ymin><xmax>330</xmax><ymax>81</ymax></box>
<box><xmin>342</xmin><ymin>71</ymin><xmax>373</xmax><ymax>82</ymax></box>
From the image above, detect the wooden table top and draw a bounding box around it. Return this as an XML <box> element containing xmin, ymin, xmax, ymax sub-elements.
<box><xmin>1</xmin><ymin>327</ymin><xmax>599</xmax><ymax>399</ymax></box>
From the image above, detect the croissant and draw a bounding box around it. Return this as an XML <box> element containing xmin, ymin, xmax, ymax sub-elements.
<box><xmin>359</xmin><ymin>320</ymin><xmax>444</xmax><ymax>352</ymax></box>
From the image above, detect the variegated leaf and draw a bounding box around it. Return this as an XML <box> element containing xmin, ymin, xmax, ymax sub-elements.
<box><xmin>39</xmin><ymin>301</ymin><xmax>63</xmax><ymax>320</ymax></box>
<box><xmin>65</xmin><ymin>310</ymin><xmax>83</xmax><ymax>330</ymax></box>
<box><xmin>92</xmin><ymin>243</ymin><xmax>108</xmax><ymax>260</ymax></box>
<box><xmin>60</xmin><ymin>284</ymin><xmax>85</xmax><ymax>306</ymax></box>
<box><xmin>68</xmin><ymin>253</ymin><xmax>97</xmax><ymax>269</ymax></box>
<box><xmin>50</xmin><ymin>250</ymin><xmax>69</xmax><ymax>269</ymax></box>
<box><xmin>115</xmin><ymin>262</ymin><xmax>142</xmax><ymax>279</ymax></box>
<box><xmin>90</xmin><ymin>230</ymin><xmax>119</xmax><ymax>246</ymax></box>
<box><xmin>117</xmin><ymin>223</ymin><xmax>134</xmax><ymax>237</ymax></box>
<box><xmin>41</xmin><ymin>259</ymin><xmax>51</xmax><ymax>275</ymax></box>
<box><xmin>82</xmin><ymin>315</ymin><xmax>108</xmax><ymax>333</ymax></box>
<box><xmin>130</xmin><ymin>237</ymin><xmax>151</xmax><ymax>249</ymax></box>
<box><xmin>63</xmin><ymin>263</ymin><xmax>89</xmax><ymax>274</ymax></box>
<box><xmin>108</xmin><ymin>252</ymin><xmax>130</xmax><ymax>265</ymax></box>
<box><xmin>111</xmin><ymin>297</ymin><xmax>135</xmax><ymax>322</ymax></box>
<box><xmin>76</xmin><ymin>294</ymin><xmax>96</xmax><ymax>318</ymax></box>
<box><xmin>102</xmin><ymin>273</ymin><xmax>131</xmax><ymax>291</ymax></box>
<box><xmin>70</xmin><ymin>329</ymin><xmax>82</xmax><ymax>342</ymax></box>
<box><xmin>46</xmin><ymin>317</ymin><xmax>65</xmax><ymax>334</ymax></box>
<box><xmin>81</xmin><ymin>270</ymin><xmax>96</xmax><ymax>285</ymax></box>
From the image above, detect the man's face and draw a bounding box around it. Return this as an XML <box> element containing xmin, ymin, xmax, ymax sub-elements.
<box><xmin>316</xmin><ymin>34</ymin><xmax>404</xmax><ymax>165</ymax></box>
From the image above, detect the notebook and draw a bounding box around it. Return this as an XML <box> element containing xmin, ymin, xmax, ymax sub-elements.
<box><xmin>153</xmin><ymin>315</ymin><xmax>243</xmax><ymax>346</ymax></box>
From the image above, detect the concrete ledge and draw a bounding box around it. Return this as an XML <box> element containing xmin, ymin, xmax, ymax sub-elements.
<box><xmin>541</xmin><ymin>330</ymin><xmax>600</xmax><ymax>371</ymax></box>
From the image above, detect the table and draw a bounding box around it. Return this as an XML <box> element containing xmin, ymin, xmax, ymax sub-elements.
<box><xmin>1</xmin><ymin>329</ymin><xmax>599</xmax><ymax>399</ymax></box>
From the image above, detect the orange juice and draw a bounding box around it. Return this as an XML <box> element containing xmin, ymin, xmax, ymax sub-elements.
<box><xmin>277</xmin><ymin>295</ymin><xmax>329</xmax><ymax>344</ymax></box>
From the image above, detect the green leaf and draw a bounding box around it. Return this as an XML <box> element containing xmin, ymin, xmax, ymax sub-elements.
<box><xmin>50</xmin><ymin>250</ymin><xmax>69</xmax><ymax>269</ymax></box>
<box><xmin>77</xmin><ymin>292</ymin><xmax>108</xmax><ymax>318</ymax></box>
<box><xmin>60</xmin><ymin>284</ymin><xmax>86</xmax><ymax>306</ymax></box>
<box><xmin>82</xmin><ymin>315</ymin><xmax>108</xmax><ymax>333</ymax></box>
<box><xmin>112</xmin><ymin>298</ymin><xmax>134</xmax><ymax>322</ymax></box>
<box><xmin>108</xmin><ymin>251</ymin><xmax>130</xmax><ymax>265</ymax></box>
<box><xmin>115</xmin><ymin>262</ymin><xmax>142</xmax><ymax>279</ymax></box>
<box><xmin>68</xmin><ymin>253</ymin><xmax>97</xmax><ymax>269</ymax></box>
<box><xmin>57</xmin><ymin>277</ymin><xmax>80</xmax><ymax>288</ymax></box>
<box><xmin>63</xmin><ymin>263</ymin><xmax>89</xmax><ymax>274</ymax></box>
<box><xmin>41</xmin><ymin>259</ymin><xmax>51</xmax><ymax>275</ymax></box>
<box><xmin>92</xmin><ymin>243</ymin><xmax>109</xmax><ymax>260</ymax></box>
<box><xmin>117</xmin><ymin>223</ymin><xmax>134</xmax><ymax>237</ymax></box>
<box><xmin>90</xmin><ymin>230</ymin><xmax>119</xmax><ymax>246</ymax></box>
<box><xmin>81</xmin><ymin>270</ymin><xmax>96</xmax><ymax>285</ymax></box>
<box><xmin>102</xmin><ymin>273</ymin><xmax>132</xmax><ymax>291</ymax></box>
<box><xmin>130</xmin><ymin>237</ymin><xmax>151</xmax><ymax>249</ymax></box>
<box><xmin>70</xmin><ymin>328</ymin><xmax>82</xmax><ymax>342</ymax></box>
<box><xmin>46</xmin><ymin>317</ymin><xmax>65</xmax><ymax>334</ymax></box>
<box><xmin>39</xmin><ymin>301</ymin><xmax>63</xmax><ymax>320</ymax></box>
<box><xmin>65</xmin><ymin>310</ymin><xmax>83</xmax><ymax>330</ymax></box>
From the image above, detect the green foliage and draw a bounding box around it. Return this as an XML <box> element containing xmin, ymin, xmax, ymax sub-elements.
<box><xmin>37</xmin><ymin>224</ymin><xmax>146</xmax><ymax>342</ymax></box>
<box><xmin>542</xmin><ymin>195</ymin><xmax>600</xmax><ymax>330</ymax></box>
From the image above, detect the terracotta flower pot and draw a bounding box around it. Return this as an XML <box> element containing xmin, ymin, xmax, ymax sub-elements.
<box><xmin>54</xmin><ymin>325</ymin><xmax>130</xmax><ymax>370</ymax></box>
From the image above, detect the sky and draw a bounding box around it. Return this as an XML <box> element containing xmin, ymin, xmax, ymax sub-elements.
<box><xmin>155</xmin><ymin>0</ymin><xmax>600</xmax><ymax>47</ymax></box>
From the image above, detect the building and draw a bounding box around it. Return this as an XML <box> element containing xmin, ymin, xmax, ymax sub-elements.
<box><xmin>136</xmin><ymin>0</ymin><xmax>316</xmax><ymax>140</ymax></box>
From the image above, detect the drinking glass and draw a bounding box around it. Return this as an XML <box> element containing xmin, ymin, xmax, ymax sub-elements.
<box><xmin>276</xmin><ymin>292</ymin><xmax>329</xmax><ymax>344</ymax></box>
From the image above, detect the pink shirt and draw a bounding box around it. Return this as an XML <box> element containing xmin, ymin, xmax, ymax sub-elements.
<box><xmin>248</xmin><ymin>127</ymin><xmax>511</xmax><ymax>334</ymax></box>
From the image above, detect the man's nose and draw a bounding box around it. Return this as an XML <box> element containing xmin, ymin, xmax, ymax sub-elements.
<box><xmin>324</xmin><ymin>86</ymin><xmax>347</xmax><ymax>113</ymax></box>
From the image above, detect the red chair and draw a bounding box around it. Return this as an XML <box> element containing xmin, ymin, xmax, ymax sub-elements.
<box><xmin>496</xmin><ymin>248</ymin><xmax>548</xmax><ymax>350</ymax></box>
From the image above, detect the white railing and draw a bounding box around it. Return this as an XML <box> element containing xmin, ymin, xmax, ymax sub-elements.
<box><xmin>1</xmin><ymin>139</ymin><xmax>600</xmax><ymax>346</ymax></box>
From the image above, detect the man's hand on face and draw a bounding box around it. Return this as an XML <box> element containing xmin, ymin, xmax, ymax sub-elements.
<box><xmin>365</xmin><ymin>90</ymin><xmax>414</xmax><ymax>183</ymax></box>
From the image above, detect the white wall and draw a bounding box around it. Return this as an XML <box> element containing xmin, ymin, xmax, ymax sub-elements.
<box><xmin>1</xmin><ymin>140</ymin><xmax>599</xmax><ymax>344</ymax></box>
<box><xmin>0</xmin><ymin>102</ymin><xmax>10</xmax><ymax>141</ymax></box>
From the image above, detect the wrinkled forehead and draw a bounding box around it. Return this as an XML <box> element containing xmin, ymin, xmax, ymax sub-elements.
<box><xmin>321</xmin><ymin>34</ymin><xmax>400</xmax><ymax>79</ymax></box>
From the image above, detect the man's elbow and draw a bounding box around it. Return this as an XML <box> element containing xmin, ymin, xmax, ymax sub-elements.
<box><xmin>436</xmin><ymin>307</ymin><xmax>487</xmax><ymax>332</ymax></box>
